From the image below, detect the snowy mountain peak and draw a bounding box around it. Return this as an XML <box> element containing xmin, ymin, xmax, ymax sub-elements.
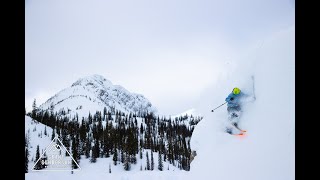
<box><xmin>38</xmin><ymin>74</ymin><xmax>156</xmax><ymax>119</ymax></box>
<box><xmin>71</xmin><ymin>74</ymin><xmax>112</xmax><ymax>88</ymax></box>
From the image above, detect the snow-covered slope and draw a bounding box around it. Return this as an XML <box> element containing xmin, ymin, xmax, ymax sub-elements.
<box><xmin>38</xmin><ymin>74</ymin><xmax>156</xmax><ymax>119</ymax></box>
<box><xmin>25</xmin><ymin>115</ymin><xmax>54</xmax><ymax>171</ymax></box>
<box><xmin>26</xmin><ymin>26</ymin><xmax>294</xmax><ymax>179</ymax></box>
<box><xmin>25</xmin><ymin>115</ymin><xmax>186</xmax><ymax>179</ymax></box>
<box><xmin>189</xmin><ymin>27</ymin><xmax>295</xmax><ymax>180</ymax></box>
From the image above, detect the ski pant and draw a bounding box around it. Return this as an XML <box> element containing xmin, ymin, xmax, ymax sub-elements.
<box><xmin>227</xmin><ymin>106</ymin><xmax>241</xmax><ymax>123</ymax></box>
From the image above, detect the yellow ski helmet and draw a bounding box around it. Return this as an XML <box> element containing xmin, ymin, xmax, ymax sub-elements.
<box><xmin>232</xmin><ymin>87</ymin><xmax>241</xmax><ymax>95</ymax></box>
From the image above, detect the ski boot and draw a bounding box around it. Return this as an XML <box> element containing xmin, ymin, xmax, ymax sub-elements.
<box><xmin>225</xmin><ymin>127</ymin><xmax>233</xmax><ymax>134</ymax></box>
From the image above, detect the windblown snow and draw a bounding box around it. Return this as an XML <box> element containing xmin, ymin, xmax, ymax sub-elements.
<box><xmin>189</xmin><ymin>27</ymin><xmax>295</xmax><ymax>180</ymax></box>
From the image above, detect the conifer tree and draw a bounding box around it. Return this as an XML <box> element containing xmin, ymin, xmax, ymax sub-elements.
<box><xmin>113</xmin><ymin>149</ymin><xmax>118</xmax><ymax>165</ymax></box>
<box><xmin>71</xmin><ymin>136</ymin><xmax>79</xmax><ymax>169</ymax></box>
<box><xmin>146</xmin><ymin>151</ymin><xmax>150</xmax><ymax>170</ymax></box>
<box><xmin>76</xmin><ymin>134</ymin><xmax>81</xmax><ymax>161</ymax></box>
<box><xmin>34</xmin><ymin>145</ymin><xmax>41</xmax><ymax>170</ymax></box>
<box><xmin>103</xmin><ymin>128</ymin><xmax>109</xmax><ymax>158</ymax></box>
<box><xmin>25</xmin><ymin>137</ymin><xmax>29</xmax><ymax>173</ymax></box>
<box><xmin>139</xmin><ymin>147</ymin><xmax>143</xmax><ymax>159</ymax></box>
<box><xmin>85</xmin><ymin>137</ymin><xmax>90</xmax><ymax>158</ymax></box>
<box><xmin>32</xmin><ymin>99</ymin><xmax>37</xmax><ymax>118</ymax></box>
<box><xmin>140</xmin><ymin>123</ymin><xmax>144</xmax><ymax>134</ymax></box>
<box><xmin>158</xmin><ymin>152</ymin><xmax>163</xmax><ymax>171</ymax></box>
<box><xmin>120</xmin><ymin>149</ymin><xmax>125</xmax><ymax>163</ymax></box>
<box><xmin>151</xmin><ymin>150</ymin><xmax>154</xmax><ymax>170</ymax></box>
<box><xmin>51</xmin><ymin>128</ymin><xmax>55</xmax><ymax>140</ymax></box>
<box><xmin>25</xmin><ymin>148</ymin><xmax>29</xmax><ymax>172</ymax></box>
<box><xmin>44</xmin><ymin>126</ymin><xmax>47</xmax><ymax>136</ymax></box>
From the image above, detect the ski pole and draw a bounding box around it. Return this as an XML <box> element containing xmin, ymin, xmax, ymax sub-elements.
<box><xmin>211</xmin><ymin>102</ymin><xmax>227</xmax><ymax>112</ymax></box>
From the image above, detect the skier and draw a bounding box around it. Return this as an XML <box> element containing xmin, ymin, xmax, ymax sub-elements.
<box><xmin>225</xmin><ymin>87</ymin><xmax>255</xmax><ymax>134</ymax></box>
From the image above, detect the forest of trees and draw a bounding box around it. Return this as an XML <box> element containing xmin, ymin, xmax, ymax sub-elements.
<box><xmin>28</xmin><ymin>105</ymin><xmax>202</xmax><ymax>171</ymax></box>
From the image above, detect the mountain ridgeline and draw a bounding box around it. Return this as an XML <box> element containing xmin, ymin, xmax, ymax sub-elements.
<box><xmin>27</xmin><ymin>75</ymin><xmax>203</xmax><ymax>171</ymax></box>
<box><xmin>38</xmin><ymin>74</ymin><xmax>156</xmax><ymax>118</ymax></box>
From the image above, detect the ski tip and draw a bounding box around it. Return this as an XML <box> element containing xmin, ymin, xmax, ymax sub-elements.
<box><xmin>234</xmin><ymin>133</ymin><xmax>247</xmax><ymax>137</ymax></box>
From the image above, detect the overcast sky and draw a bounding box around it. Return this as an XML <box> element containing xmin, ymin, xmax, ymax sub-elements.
<box><xmin>25</xmin><ymin>0</ymin><xmax>294</xmax><ymax>115</ymax></box>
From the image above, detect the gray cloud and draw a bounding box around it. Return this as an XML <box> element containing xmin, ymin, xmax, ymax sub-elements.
<box><xmin>25</xmin><ymin>0</ymin><xmax>294</xmax><ymax>115</ymax></box>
